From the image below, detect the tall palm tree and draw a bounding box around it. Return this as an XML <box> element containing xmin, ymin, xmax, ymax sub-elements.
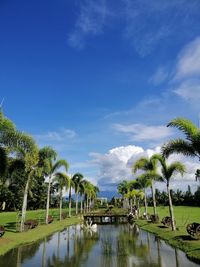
<box><xmin>18</xmin><ymin>134</ymin><xmax>39</xmax><ymax>232</ymax></box>
<box><xmin>152</xmin><ymin>154</ymin><xmax>186</xmax><ymax>231</ymax></box>
<box><xmin>45</xmin><ymin>159</ymin><xmax>69</xmax><ymax>224</ymax></box>
<box><xmin>53</xmin><ymin>172</ymin><xmax>70</xmax><ymax>221</ymax></box>
<box><xmin>133</xmin><ymin>156</ymin><xmax>159</xmax><ymax>217</ymax></box>
<box><xmin>72</xmin><ymin>173</ymin><xmax>84</xmax><ymax>215</ymax></box>
<box><xmin>133</xmin><ymin>175</ymin><xmax>152</xmax><ymax>219</ymax></box>
<box><xmin>79</xmin><ymin>179</ymin><xmax>87</xmax><ymax>214</ymax></box>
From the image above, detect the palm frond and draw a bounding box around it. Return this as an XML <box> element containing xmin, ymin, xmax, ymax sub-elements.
<box><xmin>52</xmin><ymin>159</ymin><xmax>69</xmax><ymax>173</ymax></box>
<box><xmin>167</xmin><ymin>162</ymin><xmax>186</xmax><ymax>181</ymax></box>
<box><xmin>162</xmin><ymin>139</ymin><xmax>196</xmax><ymax>158</ymax></box>
<box><xmin>132</xmin><ymin>158</ymin><xmax>150</xmax><ymax>173</ymax></box>
<box><xmin>167</xmin><ymin>117</ymin><xmax>199</xmax><ymax>141</ymax></box>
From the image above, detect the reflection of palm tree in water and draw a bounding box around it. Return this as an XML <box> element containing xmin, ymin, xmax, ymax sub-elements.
<box><xmin>47</xmin><ymin>225</ymin><xmax>99</xmax><ymax>267</ymax></box>
<box><xmin>42</xmin><ymin>237</ymin><xmax>46</xmax><ymax>267</ymax></box>
<box><xmin>175</xmin><ymin>248</ymin><xmax>180</xmax><ymax>267</ymax></box>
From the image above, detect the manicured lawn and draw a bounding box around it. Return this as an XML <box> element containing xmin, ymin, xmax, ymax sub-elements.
<box><xmin>137</xmin><ymin>206</ymin><xmax>200</xmax><ymax>263</ymax></box>
<box><xmin>0</xmin><ymin>208</ymin><xmax>75</xmax><ymax>232</ymax></box>
<box><xmin>0</xmin><ymin>208</ymin><xmax>79</xmax><ymax>256</ymax></box>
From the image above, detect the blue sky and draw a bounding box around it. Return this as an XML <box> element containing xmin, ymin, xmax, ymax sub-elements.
<box><xmin>1</xmin><ymin>0</ymin><xmax>200</xmax><ymax>195</ymax></box>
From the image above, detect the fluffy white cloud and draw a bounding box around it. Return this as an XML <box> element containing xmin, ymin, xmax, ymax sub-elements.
<box><xmin>90</xmin><ymin>145</ymin><xmax>199</xmax><ymax>192</ymax></box>
<box><xmin>113</xmin><ymin>123</ymin><xmax>173</xmax><ymax>142</ymax></box>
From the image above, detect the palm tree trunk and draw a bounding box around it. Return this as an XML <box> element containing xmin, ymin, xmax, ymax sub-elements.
<box><xmin>80</xmin><ymin>195</ymin><xmax>83</xmax><ymax>214</ymax></box>
<box><xmin>133</xmin><ymin>195</ymin><xmax>136</xmax><ymax>206</ymax></box>
<box><xmin>89</xmin><ymin>198</ymin><xmax>92</xmax><ymax>211</ymax></box>
<box><xmin>167</xmin><ymin>183</ymin><xmax>176</xmax><ymax>231</ymax></box>
<box><xmin>45</xmin><ymin>175</ymin><xmax>51</xmax><ymax>224</ymax></box>
<box><xmin>130</xmin><ymin>198</ymin><xmax>133</xmax><ymax>212</ymax></box>
<box><xmin>75</xmin><ymin>192</ymin><xmax>78</xmax><ymax>215</ymax></box>
<box><xmin>59</xmin><ymin>189</ymin><xmax>62</xmax><ymax>221</ymax></box>
<box><xmin>137</xmin><ymin>198</ymin><xmax>140</xmax><ymax>218</ymax></box>
<box><xmin>86</xmin><ymin>196</ymin><xmax>89</xmax><ymax>213</ymax></box>
<box><xmin>151</xmin><ymin>181</ymin><xmax>157</xmax><ymax>216</ymax></box>
<box><xmin>144</xmin><ymin>189</ymin><xmax>148</xmax><ymax>219</ymax></box>
<box><xmin>20</xmin><ymin>174</ymin><xmax>31</xmax><ymax>232</ymax></box>
<box><xmin>68</xmin><ymin>184</ymin><xmax>72</xmax><ymax>217</ymax></box>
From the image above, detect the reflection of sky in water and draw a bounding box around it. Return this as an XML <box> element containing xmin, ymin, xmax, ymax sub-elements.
<box><xmin>0</xmin><ymin>224</ymin><xmax>199</xmax><ymax>267</ymax></box>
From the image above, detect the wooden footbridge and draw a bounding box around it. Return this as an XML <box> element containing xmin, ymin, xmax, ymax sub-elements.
<box><xmin>83</xmin><ymin>213</ymin><xmax>129</xmax><ymax>224</ymax></box>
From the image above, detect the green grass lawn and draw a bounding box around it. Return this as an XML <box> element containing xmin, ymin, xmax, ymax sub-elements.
<box><xmin>137</xmin><ymin>206</ymin><xmax>200</xmax><ymax>263</ymax></box>
<box><xmin>0</xmin><ymin>208</ymin><xmax>76</xmax><ymax>232</ymax></box>
<box><xmin>0</xmin><ymin>208</ymin><xmax>79</xmax><ymax>256</ymax></box>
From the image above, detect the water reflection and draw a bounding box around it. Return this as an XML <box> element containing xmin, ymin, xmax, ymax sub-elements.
<box><xmin>0</xmin><ymin>224</ymin><xmax>199</xmax><ymax>267</ymax></box>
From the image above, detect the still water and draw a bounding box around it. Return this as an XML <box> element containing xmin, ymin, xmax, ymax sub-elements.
<box><xmin>0</xmin><ymin>224</ymin><xmax>199</xmax><ymax>267</ymax></box>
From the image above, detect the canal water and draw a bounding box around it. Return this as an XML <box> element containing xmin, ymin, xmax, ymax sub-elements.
<box><xmin>0</xmin><ymin>224</ymin><xmax>199</xmax><ymax>267</ymax></box>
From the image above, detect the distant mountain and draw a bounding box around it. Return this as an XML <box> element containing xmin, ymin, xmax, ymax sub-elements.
<box><xmin>98</xmin><ymin>190</ymin><xmax>120</xmax><ymax>200</ymax></box>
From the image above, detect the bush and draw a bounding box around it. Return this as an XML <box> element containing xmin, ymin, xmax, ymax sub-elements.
<box><xmin>0</xmin><ymin>226</ymin><xmax>5</xmax><ymax>237</ymax></box>
<box><xmin>48</xmin><ymin>215</ymin><xmax>53</xmax><ymax>224</ymax></box>
<box><xmin>24</xmin><ymin>219</ymin><xmax>38</xmax><ymax>230</ymax></box>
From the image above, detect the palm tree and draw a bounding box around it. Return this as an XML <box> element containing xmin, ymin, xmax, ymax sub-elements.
<box><xmin>117</xmin><ymin>180</ymin><xmax>129</xmax><ymax>209</ymax></box>
<box><xmin>79</xmin><ymin>179</ymin><xmax>87</xmax><ymax>214</ymax></box>
<box><xmin>133</xmin><ymin>156</ymin><xmax>159</xmax><ymax>217</ymax></box>
<box><xmin>45</xmin><ymin>159</ymin><xmax>69</xmax><ymax>224</ymax></box>
<box><xmin>72</xmin><ymin>173</ymin><xmax>84</xmax><ymax>215</ymax></box>
<box><xmin>133</xmin><ymin>175</ymin><xmax>152</xmax><ymax>219</ymax></box>
<box><xmin>53</xmin><ymin>172</ymin><xmax>70</xmax><ymax>220</ymax></box>
<box><xmin>83</xmin><ymin>181</ymin><xmax>98</xmax><ymax>212</ymax></box>
<box><xmin>152</xmin><ymin>154</ymin><xmax>186</xmax><ymax>231</ymax></box>
<box><xmin>162</xmin><ymin>117</ymin><xmax>200</xmax><ymax>160</ymax></box>
<box><xmin>0</xmin><ymin>111</ymin><xmax>22</xmax><ymax>178</ymax></box>
<box><xmin>18</xmin><ymin>134</ymin><xmax>39</xmax><ymax>232</ymax></box>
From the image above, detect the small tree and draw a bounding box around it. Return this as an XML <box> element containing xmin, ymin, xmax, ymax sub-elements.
<box><xmin>152</xmin><ymin>154</ymin><xmax>186</xmax><ymax>231</ymax></box>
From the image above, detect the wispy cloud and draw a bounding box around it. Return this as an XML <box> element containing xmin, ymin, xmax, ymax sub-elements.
<box><xmin>172</xmin><ymin>36</ymin><xmax>200</xmax><ymax>106</ymax></box>
<box><xmin>68</xmin><ymin>0</ymin><xmax>110</xmax><ymax>49</ymax></box>
<box><xmin>174</xmin><ymin>37</ymin><xmax>200</xmax><ymax>80</ymax></box>
<box><xmin>122</xmin><ymin>0</ymin><xmax>200</xmax><ymax>56</ymax></box>
<box><xmin>113</xmin><ymin>123</ymin><xmax>173</xmax><ymax>142</ymax></box>
<box><xmin>149</xmin><ymin>66</ymin><xmax>169</xmax><ymax>85</ymax></box>
<box><xmin>69</xmin><ymin>0</ymin><xmax>200</xmax><ymax>54</ymax></box>
<box><xmin>35</xmin><ymin>128</ymin><xmax>77</xmax><ymax>143</ymax></box>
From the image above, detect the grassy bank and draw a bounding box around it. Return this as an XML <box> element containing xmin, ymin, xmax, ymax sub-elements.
<box><xmin>137</xmin><ymin>206</ymin><xmax>200</xmax><ymax>263</ymax></box>
<box><xmin>0</xmin><ymin>208</ymin><xmax>80</xmax><ymax>255</ymax></box>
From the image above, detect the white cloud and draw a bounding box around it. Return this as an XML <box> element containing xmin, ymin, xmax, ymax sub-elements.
<box><xmin>122</xmin><ymin>0</ymin><xmax>200</xmax><ymax>56</ymax></box>
<box><xmin>174</xmin><ymin>79</ymin><xmax>200</xmax><ymax>103</ymax></box>
<box><xmin>149</xmin><ymin>66</ymin><xmax>169</xmax><ymax>85</ymax></box>
<box><xmin>35</xmin><ymin>128</ymin><xmax>77</xmax><ymax>143</ymax></box>
<box><xmin>175</xmin><ymin>37</ymin><xmax>200</xmax><ymax>80</ymax></box>
<box><xmin>172</xmin><ymin>37</ymin><xmax>200</xmax><ymax>106</ymax></box>
<box><xmin>113</xmin><ymin>123</ymin><xmax>173</xmax><ymax>142</ymax></box>
<box><xmin>68</xmin><ymin>0</ymin><xmax>110</xmax><ymax>48</ymax></box>
<box><xmin>90</xmin><ymin>145</ymin><xmax>199</xmax><ymax>192</ymax></box>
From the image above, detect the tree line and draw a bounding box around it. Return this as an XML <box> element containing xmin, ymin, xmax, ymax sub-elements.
<box><xmin>118</xmin><ymin>117</ymin><xmax>200</xmax><ymax>231</ymax></box>
<box><xmin>0</xmin><ymin>111</ymin><xmax>99</xmax><ymax>231</ymax></box>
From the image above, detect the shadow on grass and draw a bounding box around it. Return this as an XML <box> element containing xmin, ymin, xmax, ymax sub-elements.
<box><xmin>173</xmin><ymin>235</ymin><xmax>195</xmax><ymax>241</ymax></box>
<box><xmin>158</xmin><ymin>225</ymin><xmax>168</xmax><ymax>229</ymax></box>
<box><xmin>5</xmin><ymin>222</ymin><xmax>17</xmax><ymax>233</ymax></box>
